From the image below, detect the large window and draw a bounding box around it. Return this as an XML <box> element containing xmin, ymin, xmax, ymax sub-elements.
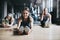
<box><xmin>47</xmin><ymin>0</ymin><xmax>53</xmax><ymax>12</ymax></box>
<box><xmin>42</xmin><ymin>0</ymin><xmax>53</xmax><ymax>12</ymax></box>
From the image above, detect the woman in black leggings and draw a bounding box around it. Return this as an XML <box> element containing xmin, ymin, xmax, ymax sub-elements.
<box><xmin>40</xmin><ymin>8</ymin><xmax>51</xmax><ymax>27</ymax></box>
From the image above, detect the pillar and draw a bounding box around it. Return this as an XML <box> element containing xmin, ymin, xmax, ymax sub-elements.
<box><xmin>4</xmin><ymin>1</ymin><xmax>7</xmax><ymax>18</ymax></box>
<box><xmin>57</xmin><ymin>0</ymin><xmax>59</xmax><ymax>18</ymax></box>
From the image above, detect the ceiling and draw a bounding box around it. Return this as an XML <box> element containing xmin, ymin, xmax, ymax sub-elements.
<box><xmin>7</xmin><ymin>0</ymin><xmax>42</xmax><ymax>5</ymax></box>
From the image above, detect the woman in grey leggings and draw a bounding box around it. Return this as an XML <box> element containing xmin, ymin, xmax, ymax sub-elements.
<box><xmin>17</xmin><ymin>7</ymin><xmax>33</xmax><ymax>35</ymax></box>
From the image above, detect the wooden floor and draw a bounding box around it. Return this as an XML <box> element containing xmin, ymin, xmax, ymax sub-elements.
<box><xmin>0</xmin><ymin>24</ymin><xmax>60</xmax><ymax>40</ymax></box>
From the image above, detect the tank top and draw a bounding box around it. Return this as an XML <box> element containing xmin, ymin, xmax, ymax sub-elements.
<box><xmin>43</xmin><ymin>14</ymin><xmax>49</xmax><ymax>21</ymax></box>
<box><xmin>20</xmin><ymin>16</ymin><xmax>30</xmax><ymax>27</ymax></box>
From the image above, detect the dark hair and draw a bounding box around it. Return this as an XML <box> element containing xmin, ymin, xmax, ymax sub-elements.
<box><xmin>22</xmin><ymin>7</ymin><xmax>30</xmax><ymax>12</ymax></box>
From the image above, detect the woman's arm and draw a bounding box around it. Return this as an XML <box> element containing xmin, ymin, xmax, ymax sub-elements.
<box><xmin>6</xmin><ymin>17</ymin><xmax>14</xmax><ymax>27</ymax></box>
<box><xmin>10</xmin><ymin>18</ymin><xmax>14</xmax><ymax>26</ymax></box>
<box><xmin>40</xmin><ymin>14</ymin><xmax>44</xmax><ymax>21</ymax></box>
<box><xmin>30</xmin><ymin>16</ymin><xmax>33</xmax><ymax>29</ymax></box>
<box><xmin>48</xmin><ymin>14</ymin><xmax>52</xmax><ymax>24</ymax></box>
<box><xmin>40</xmin><ymin>11</ymin><xmax>44</xmax><ymax>21</ymax></box>
<box><xmin>17</xmin><ymin>18</ymin><xmax>22</xmax><ymax>29</ymax></box>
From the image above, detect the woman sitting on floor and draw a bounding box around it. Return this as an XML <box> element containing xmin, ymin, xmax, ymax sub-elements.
<box><xmin>40</xmin><ymin>8</ymin><xmax>51</xmax><ymax>28</ymax></box>
<box><xmin>16</xmin><ymin>7</ymin><xmax>33</xmax><ymax>35</ymax></box>
<box><xmin>2</xmin><ymin>13</ymin><xmax>14</xmax><ymax>28</ymax></box>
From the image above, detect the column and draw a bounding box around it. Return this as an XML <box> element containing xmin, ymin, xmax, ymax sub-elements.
<box><xmin>12</xmin><ymin>6</ymin><xmax>14</xmax><ymax>14</ymax></box>
<box><xmin>12</xmin><ymin>6</ymin><xmax>14</xmax><ymax>16</ymax></box>
<box><xmin>4</xmin><ymin>1</ymin><xmax>7</xmax><ymax>18</ymax></box>
<box><xmin>57</xmin><ymin>0</ymin><xmax>59</xmax><ymax>18</ymax></box>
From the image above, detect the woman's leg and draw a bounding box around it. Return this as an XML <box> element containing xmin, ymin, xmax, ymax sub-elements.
<box><xmin>24</xmin><ymin>26</ymin><xmax>30</xmax><ymax>35</ymax></box>
<box><xmin>41</xmin><ymin>17</ymin><xmax>48</xmax><ymax>27</ymax></box>
<box><xmin>41</xmin><ymin>21</ymin><xmax>45</xmax><ymax>27</ymax></box>
<box><xmin>18</xmin><ymin>26</ymin><xmax>24</xmax><ymax>34</ymax></box>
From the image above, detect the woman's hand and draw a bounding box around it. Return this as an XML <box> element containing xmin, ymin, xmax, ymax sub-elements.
<box><xmin>17</xmin><ymin>26</ymin><xmax>20</xmax><ymax>29</ymax></box>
